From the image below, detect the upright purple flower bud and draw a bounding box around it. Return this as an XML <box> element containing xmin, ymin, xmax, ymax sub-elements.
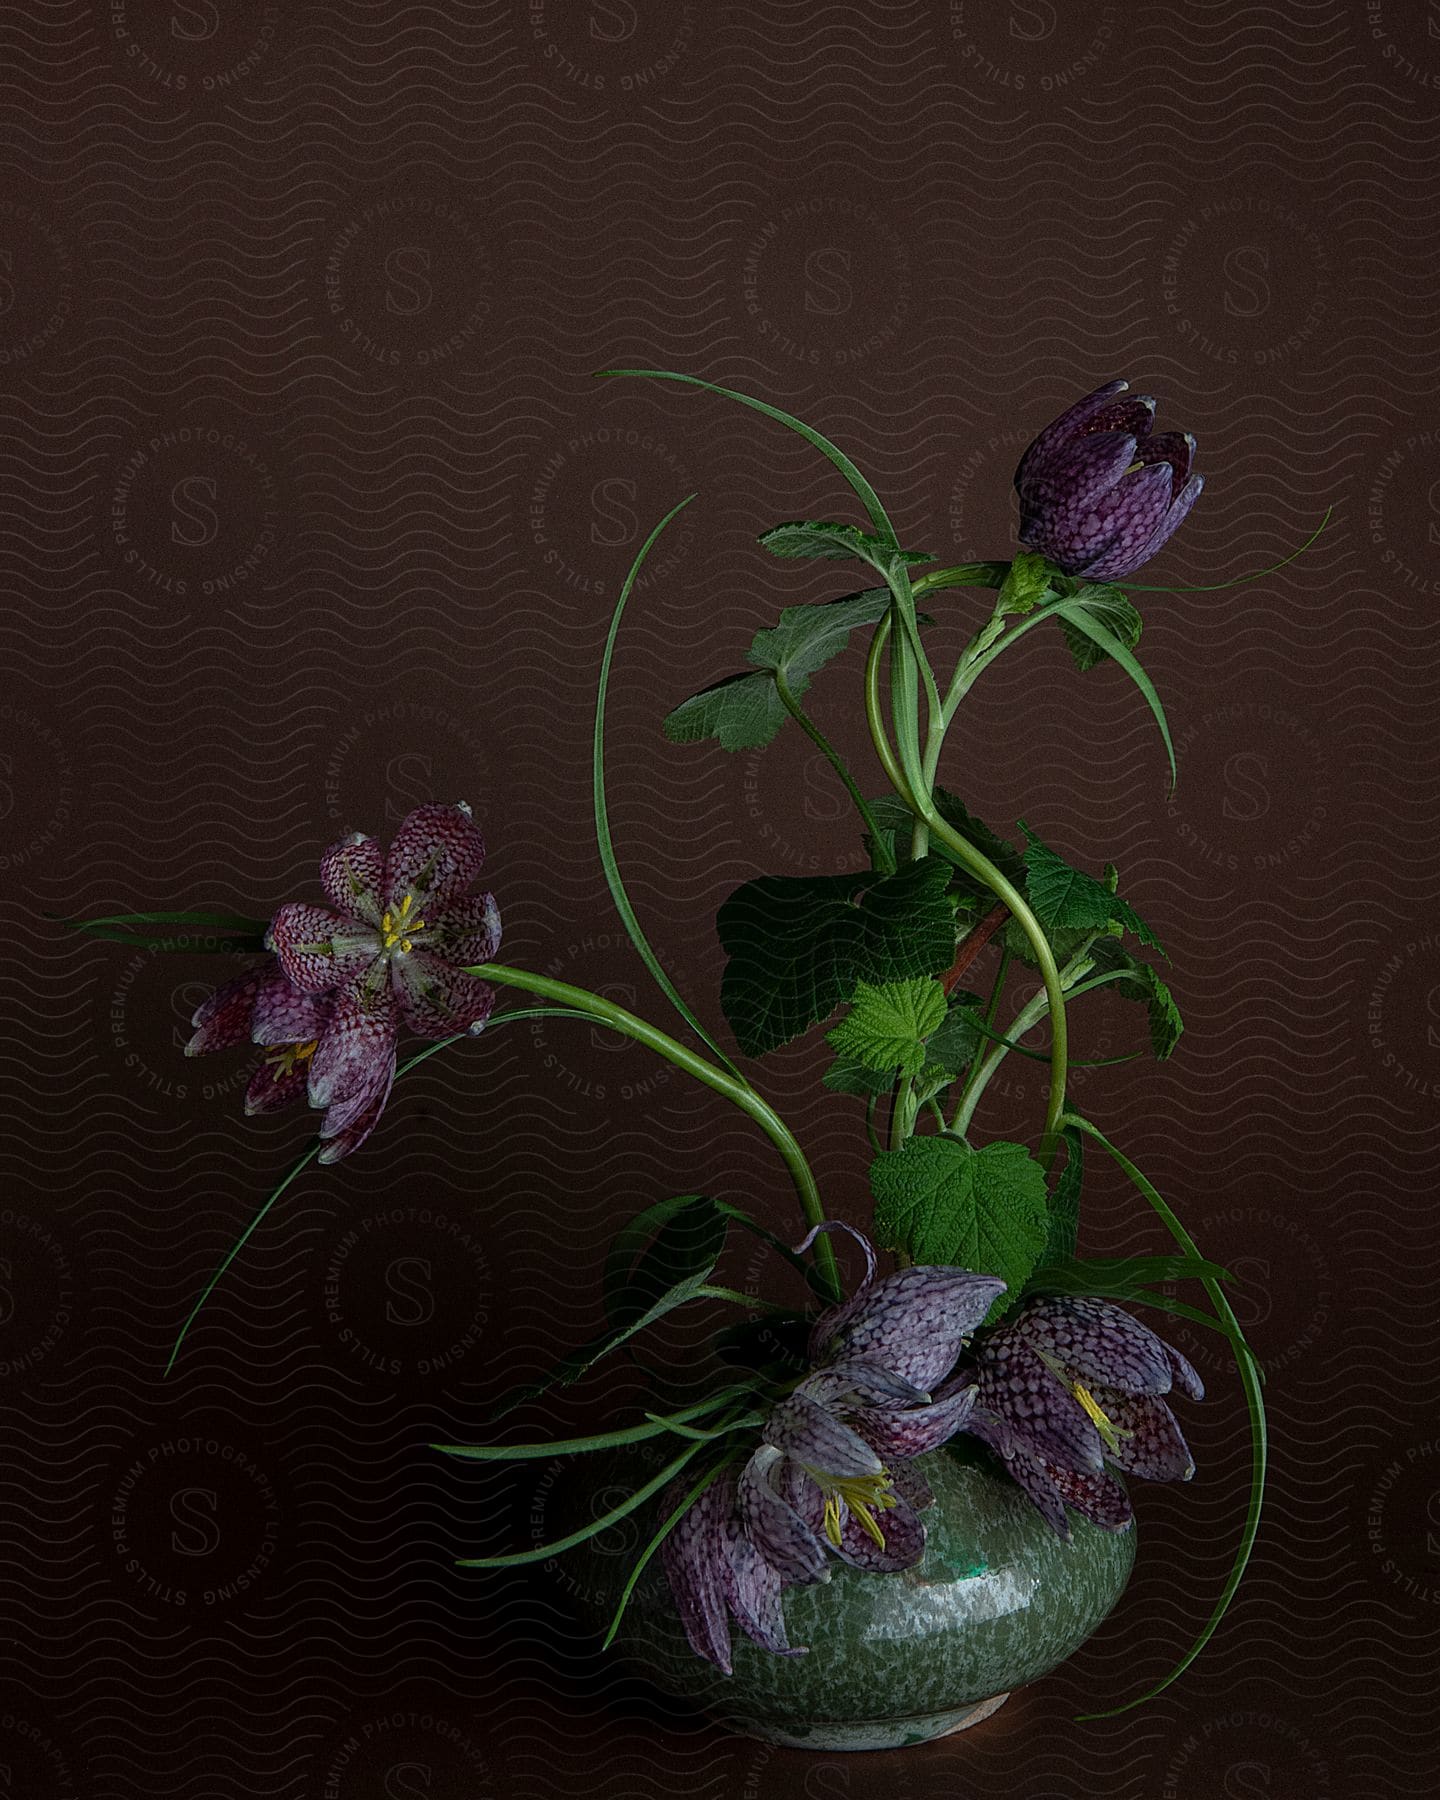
<box><xmin>1013</xmin><ymin>378</ymin><xmax>1204</xmax><ymax>581</ymax></box>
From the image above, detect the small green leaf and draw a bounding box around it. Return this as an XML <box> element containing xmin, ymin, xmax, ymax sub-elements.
<box><xmin>1055</xmin><ymin>582</ymin><xmax>1143</xmax><ymax>671</ymax></box>
<box><xmin>825</xmin><ymin>978</ymin><xmax>948</xmax><ymax>1080</ymax></box>
<box><xmin>996</xmin><ymin>550</ymin><xmax>1051</xmax><ymax>618</ymax></box>
<box><xmin>870</xmin><ymin>1136</ymin><xmax>1049</xmax><ymax>1319</ymax></box>
<box><xmin>1019</xmin><ymin>822</ymin><xmax>1163</xmax><ymax>953</ymax></box>
<box><xmin>759</xmin><ymin>520</ymin><xmax>933</xmax><ymax>566</ymax></box>
<box><xmin>54</xmin><ymin>908</ymin><xmax>271</xmax><ymax>953</ymax></box>
<box><xmin>1049</xmin><ymin>593</ymin><xmax>1175</xmax><ymax>788</ymax></box>
<box><xmin>663</xmin><ymin>588</ymin><xmax>893</xmax><ymax>752</ymax></box>
<box><xmin>717</xmin><ymin>858</ymin><xmax>956</xmax><ymax>1057</ymax></box>
<box><xmin>1085</xmin><ymin>938</ymin><xmax>1184</xmax><ymax>1059</ymax></box>
<box><xmin>1040</xmin><ymin>1124</ymin><xmax>1083</xmax><ymax>1264</ymax></box>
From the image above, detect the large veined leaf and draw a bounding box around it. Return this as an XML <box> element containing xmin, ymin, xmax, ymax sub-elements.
<box><xmin>1055</xmin><ymin>581</ymin><xmax>1143</xmax><ymax>671</ymax></box>
<box><xmin>1019</xmin><ymin>822</ymin><xmax>1163</xmax><ymax>952</ymax></box>
<box><xmin>1085</xmin><ymin>937</ymin><xmax>1184</xmax><ymax>1059</ymax></box>
<box><xmin>824</xmin><ymin>978</ymin><xmax>949</xmax><ymax>1081</ymax></box>
<box><xmin>870</xmin><ymin>1135</ymin><xmax>1049</xmax><ymax>1320</ymax></box>
<box><xmin>717</xmin><ymin>857</ymin><xmax>957</xmax><ymax>1056</ymax></box>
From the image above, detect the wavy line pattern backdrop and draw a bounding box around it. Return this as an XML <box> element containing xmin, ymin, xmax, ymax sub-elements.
<box><xmin>2</xmin><ymin>2</ymin><xmax>1436</xmax><ymax>1796</ymax></box>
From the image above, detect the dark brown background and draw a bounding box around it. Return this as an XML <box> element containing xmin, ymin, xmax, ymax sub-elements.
<box><xmin>3</xmin><ymin>3</ymin><xmax>1437</xmax><ymax>1797</ymax></box>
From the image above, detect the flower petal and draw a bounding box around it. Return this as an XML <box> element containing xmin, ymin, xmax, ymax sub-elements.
<box><xmin>243</xmin><ymin>1056</ymin><xmax>309</xmax><ymax>1115</ymax></box>
<box><xmin>975</xmin><ymin>1336</ymin><xmax>1104</xmax><ymax>1473</ymax></box>
<box><xmin>249</xmin><ymin>976</ymin><xmax>330</xmax><ymax>1048</ymax></box>
<box><xmin>965</xmin><ymin>1411</ymin><xmax>1073</xmax><ymax>1541</ymax></box>
<box><xmin>830</xmin><ymin>1491</ymin><xmax>925</xmax><ymax>1574</ymax></box>
<box><xmin>660</xmin><ymin>1473</ymin><xmax>735</xmax><ymax>1675</ymax></box>
<box><xmin>308</xmin><ymin>983</ymin><xmax>398</xmax><ymax>1112</ymax></box>
<box><xmin>850</xmin><ymin>1382</ymin><xmax>977</xmax><ymax>1461</ymax></box>
<box><xmin>720</xmin><ymin>1515</ymin><xmax>806</xmax><ymax>1659</ymax></box>
<box><xmin>316</xmin><ymin>1051</ymin><xmax>396</xmax><ymax>1163</ymax></box>
<box><xmin>1041</xmin><ymin>461</ymin><xmax>1175</xmax><ymax>578</ymax></box>
<box><xmin>1165</xmin><ymin>1339</ymin><xmax>1205</xmax><ymax>1403</ymax></box>
<box><xmin>812</xmin><ymin>1266</ymin><xmax>1007</xmax><ymax>1394</ymax></box>
<box><xmin>319</xmin><ymin>832</ymin><xmax>385</xmax><ymax>926</ymax></box>
<box><xmin>1014</xmin><ymin>1295</ymin><xmax>1175</xmax><ymax>1396</ymax></box>
<box><xmin>267</xmin><ymin>902</ymin><xmax>379</xmax><ymax>995</ymax></box>
<box><xmin>430</xmin><ymin>891</ymin><xmax>502</xmax><ymax>966</ymax></box>
<box><xmin>1087</xmin><ymin>471</ymin><xmax>1202</xmax><ymax>580</ymax></box>
<box><xmin>390</xmin><ymin>948</ymin><xmax>497</xmax><ymax>1040</ymax></box>
<box><xmin>1018</xmin><ymin>428</ymin><xmax>1142</xmax><ymax>552</ymax></box>
<box><xmin>763</xmin><ymin>1391</ymin><xmax>883</xmax><ymax>1479</ymax></box>
<box><xmin>738</xmin><ymin>1448</ymin><xmax>830</xmax><ymax>1586</ymax></box>
<box><xmin>383</xmin><ymin>801</ymin><xmax>487</xmax><ymax>914</ymax></box>
<box><xmin>1013</xmin><ymin>379</ymin><xmax>1129</xmax><ymax>490</ymax></box>
<box><xmin>889</xmin><ymin>1458</ymin><xmax>934</xmax><ymax>1512</ymax></box>
<box><xmin>184</xmin><ymin>968</ymin><xmax>267</xmax><ymax>1056</ymax></box>
<box><xmin>1099</xmin><ymin>1392</ymin><xmax>1195</xmax><ymax>1482</ymax></box>
<box><xmin>794</xmin><ymin>1358</ymin><xmax>929</xmax><ymax>1412</ymax></box>
<box><xmin>1047</xmin><ymin>1463</ymin><xmax>1134</xmax><ymax>1531</ymax></box>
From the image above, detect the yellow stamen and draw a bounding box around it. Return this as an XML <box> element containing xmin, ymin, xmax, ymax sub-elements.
<box><xmin>1072</xmin><ymin>1380</ymin><xmax>1133</xmax><ymax>1456</ymax></box>
<box><xmin>265</xmin><ymin>1038</ymin><xmax>318</xmax><ymax>1081</ymax></box>
<box><xmin>815</xmin><ymin>1470</ymin><xmax>899</xmax><ymax>1550</ymax></box>
<box><xmin>381</xmin><ymin>892</ymin><xmax>427</xmax><ymax>951</ymax></box>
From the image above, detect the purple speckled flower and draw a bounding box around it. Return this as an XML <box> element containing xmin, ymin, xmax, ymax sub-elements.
<box><xmin>1013</xmin><ymin>378</ymin><xmax>1204</xmax><ymax>580</ymax></box>
<box><xmin>660</xmin><ymin>1223</ymin><xmax>1005</xmax><ymax>1672</ymax></box>
<box><xmin>185</xmin><ymin>801</ymin><xmax>501</xmax><ymax>1164</ymax></box>
<box><xmin>951</xmin><ymin>1293</ymin><xmax>1205</xmax><ymax>1542</ymax></box>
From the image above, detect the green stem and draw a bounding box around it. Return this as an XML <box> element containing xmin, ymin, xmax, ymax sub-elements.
<box><xmin>952</xmin><ymin>944</ymin><xmax>1096</xmax><ymax>1137</ymax></box>
<box><xmin>467</xmin><ymin>963</ymin><xmax>840</xmax><ymax>1303</ymax></box>
<box><xmin>692</xmin><ymin>1285</ymin><xmax>796</xmax><ymax>1316</ymax></box>
<box><xmin>773</xmin><ymin>668</ymin><xmax>891</xmax><ymax>866</ymax></box>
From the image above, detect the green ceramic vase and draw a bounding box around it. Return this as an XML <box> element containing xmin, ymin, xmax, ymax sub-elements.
<box><xmin>567</xmin><ymin>1436</ymin><xmax>1135</xmax><ymax>1751</ymax></box>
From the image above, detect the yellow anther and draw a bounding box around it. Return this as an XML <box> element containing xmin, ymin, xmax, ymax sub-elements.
<box><xmin>382</xmin><ymin>892</ymin><xmax>427</xmax><ymax>951</ymax></box>
<box><xmin>265</xmin><ymin>1038</ymin><xmax>318</xmax><ymax>1081</ymax></box>
<box><xmin>815</xmin><ymin>1469</ymin><xmax>898</xmax><ymax>1551</ymax></box>
<box><xmin>1072</xmin><ymin>1380</ymin><xmax>1132</xmax><ymax>1455</ymax></box>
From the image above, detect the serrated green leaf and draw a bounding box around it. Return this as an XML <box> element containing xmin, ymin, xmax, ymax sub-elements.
<box><xmin>1002</xmin><ymin>917</ymin><xmax>1097</xmax><ymax>968</ymax></box>
<box><xmin>997</xmin><ymin>550</ymin><xmax>1051</xmax><ymax>617</ymax></box>
<box><xmin>663</xmin><ymin>588</ymin><xmax>893</xmax><ymax>752</ymax></box>
<box><xmin>825</xmin><ymin>978</ymin><xmax>948</xmax><ymax>1080</ymax></box>
<box><xmin>870</xmin><ymin>1136</ymin><xmax>1049</xmax><ymax>1319</ymax></box>
<box><xmin>919</xmin><ymin>988</ymin><xmax>985</xmax><ymax>1078</ymax></box>
<box><xmin>1056</xmin><ymin>582</ymin><xmax>1143</xmax><ymax>671</ymax></box>
<box><xmin>1084</xmin><ymin>938</ymin><xmax>1184</xmax><ymax>1059</ymax></box>
<box><xmin>717</xmin><ymin>858</ymin><xmax>956</xmax><ymax>1057</ymax></box>
<box><xmin>1019</xmin><ymin>822</ymin><xmax>1164</xmax><ymax>953</ymax></box>
<box><xmin>759</xmin><ymin>520</ymin><xmax>933</xmax><ymax>565</ymax></box>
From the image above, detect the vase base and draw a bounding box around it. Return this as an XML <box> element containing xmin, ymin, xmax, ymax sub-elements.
<box><xmin>725</xmin><ymin>1691</ymin><xmax>1011</xmax><ymax>1753</ymax></box>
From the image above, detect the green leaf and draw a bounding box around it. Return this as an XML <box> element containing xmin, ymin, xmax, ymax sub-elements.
<box><xmin>594</xmin><ymin>368</ymin><xmax>898</xmax><ymax>543</ymax></box>
<box><xmin>595</xmin><ymin>493</ymin><xmax>745</xmax><ymax>1083</ymax></box>
<box><xmin>996</xmin><ymin>550</ymin><xmax>1051</xmax><ymax>617</ymax></box>
<box><xmin>55</xmin><ymin>908</ymin><xmax>271</xmax><ymax>953</ymax></box>
<box><xmin>822</xmin><ymin>1054</ymin><xmax>896</xmax><ymax>1097</ymax></box>
<box><xmin>1054</xmin><ymin>581</ymin><xmax>1142</xmax><ymax>671</ymax></box>
<box><xmin>663</xmin><ymin>588</ymin><xmax>893</xmax><ymax>753</ymax></box>
<box><xmin>865</xmin><ymin>788</ymin><xmax>1027</xmax><ymax>900</ymax></box>
<box><xmin>717</xmin><ymin>857</ymin><xmax>956</xmax><ymax>1057</ymax></box>
<box><xmin>1040</xmin><ymin>1124</ymin><xmax>1084</xmax><ymax>1264</ymax></box>
<box><xmin>1002</xmin><ymin>917</ymin><xmax>1096</xmax><ymax>969</ymax></box>
<box><xmin>1049</xmin><ymin>593</ymin><xmax>1175</xmax><ymax>788</ymax></box>
<box><xmin>1019</xmin><ymin>822</ymin><xmax>1163</xmax><ymax>953</ymax></box>
<box><xmin>432</xmin><ymin>1388</ymin><xmax>758</xmax><ymax>1461</ymax></box>
<box><xmin>488</xmin><ymin>1195</ymin><xmax>731</xmax><ymax>1421</ymax></box>
<box><xmin>759</xmin><ymin>520</ymin><xmax>933</xmax><ymax>566</ymax></box>
<box><xmin>1024</xmin><ymin>1254</ymin><xmax>1233</xmax><ymax>1302</ymax></box>
<box><xmin>1084</xmin><ymin>938</ymin><xmax>1184</xmax><ymax>1059</ymax></box>
<box><xmin>825</xmin><ymin>978</ymin><xmax>948</xmax><ymax>1080</ymax></box>
<box><xmin>869</xmin><ymin>1136</ymin><xmax>1049</xmax><ymax>1319</ymax></box>
<box><xmin>917</xmin><ymin>989</ymin><xmax>985</xmax><ymax>1079</ymax></box>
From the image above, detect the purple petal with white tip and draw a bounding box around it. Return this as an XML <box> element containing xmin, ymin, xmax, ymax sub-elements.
<box><xmin>850</xmin><ymin>1382</ymin><xmax>977</xmax><ymax>1460</ymax></box>
<box><xmin>383</xmin><ymin>801</ymin><xmax>487</xmax><ymax>913</ymax></box>
<box><xmin>319</xmin><ymin>832</ymin><xmax>384</xmax><ymax>926</ymax></box>
<box><xmin>738</xmin><ymin>1448</ymin><xmax>829</xmax><ymax>1586</ymax></box>
<box><xmin>764</xmin><ymin>1391</ymin><xmax>884</xmax><ymax>1479</ymax></box>
<box><xmin>815</xmin><ymin>1266</ymin><xmax>1007</xmax><ymax>1394</ymax></box>
<box><xmin>660</xmin><ymin>1473</ymin><xmax>736</xmax><ymax>1675</ymax></box>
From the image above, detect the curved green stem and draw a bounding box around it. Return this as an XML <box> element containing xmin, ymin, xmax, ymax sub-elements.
<box><xmin>773</xmin><ymin>668</ymin><xmax>891</xmax><ymax>865</ymax></box>
<box><xmin>467</xmin><ymin>962</ymin><xmax>840</xmax><ymax>1302</ymax></box>
<box><xmin>862</xmin><ymin>615</ymin><xmax>1069</xmax><ymax>1159</ymax></box>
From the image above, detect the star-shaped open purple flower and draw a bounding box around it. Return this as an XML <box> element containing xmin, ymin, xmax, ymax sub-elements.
<box><xmin>951</xmin><ymin>1293</ymin><xmax>1205</xmax><ymax>1541</ymax></box>
<box><xmin>1014</xmin><ymin>378</ymin><xmax>1204</xmax><ymax>581</ymax></box>
<box><xmin>661</xmin><ymin>1223</ymin><xmax>1005</xmax><ymax>1672</ymax></box>
<box><xmin>186</xmin><ymin>801</ymin><xmax>501</xmax><ymax>1164</ymax></box>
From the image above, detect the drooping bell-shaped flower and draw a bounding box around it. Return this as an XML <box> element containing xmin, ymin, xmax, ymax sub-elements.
<box><xmin>1013</xmin><ymin>378</ymin><xmax>1204</xmax><ymax>581</ymax></box>
<box><xmin>954</xmin><ymin>1293</ymin><xmax>1205</xmax><ymax>1541</ymax></box>
<box><xmin>660</xmin><ymin>1223</ymin><xmax>1006</xmax><ymax>1671</ymax></box>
